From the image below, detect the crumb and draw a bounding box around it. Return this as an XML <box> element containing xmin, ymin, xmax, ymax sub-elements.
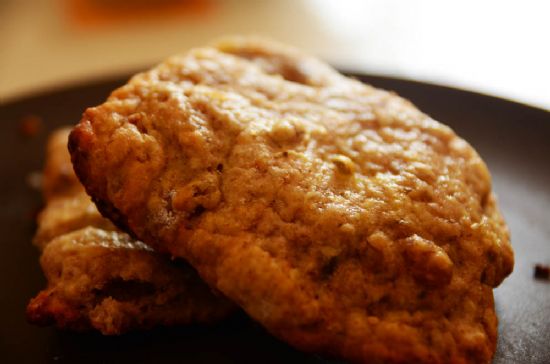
<box><xmin>27</xmin><ymin>171</ymin><xmax>43</xmax><ymax>191</ymax></box>
<box><xmin>534</xmin><ymin>264</ymin><xmax>550</xmax><ymax>280</ymax></box>
<box><xmin>18</xmin><ymin>114</ymin><xmax>43</xmax><ymax>138</ymax></box>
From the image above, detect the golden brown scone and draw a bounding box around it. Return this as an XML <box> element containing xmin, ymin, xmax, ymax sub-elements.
<box><xmin>27</xmin><ymin>227</ymin><xmax>233</xmax><ymax>334</ymax></box>
<box><xmin>28</xmin><ymin>128</ymin><xmax>235</xmax><ymax>334</ymax></box>
<box><xmin>69</xmin><ymin>37</ymin><xmax>514</xmax><ymax>362</ymax></box>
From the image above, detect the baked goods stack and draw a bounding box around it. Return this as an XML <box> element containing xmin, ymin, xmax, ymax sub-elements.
<box><xmin>28</xmin><ymin>37</ymin><xmax>513</xmax><ymax>363</ymax></box>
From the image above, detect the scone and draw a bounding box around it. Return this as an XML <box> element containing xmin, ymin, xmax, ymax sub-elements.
<box><xmin>69</xmin><ymin>37</ymin><xmax>514</xmax><ymax>362</ymax></box>
<box><xmin>27</xmin><ymin>128</ymin><xmax>235</xmax><ymax>334</ymax></box>
<box><xmin>27</xmin><ymin>226</ymin><xmax>234</xmax><ymax>334</ymax></box>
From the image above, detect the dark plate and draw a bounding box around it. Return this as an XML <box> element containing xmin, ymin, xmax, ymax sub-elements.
<box><xmin>0</xmin><ymin>72</ymin><xmax>548</xmax><ymax>364</ymax></box>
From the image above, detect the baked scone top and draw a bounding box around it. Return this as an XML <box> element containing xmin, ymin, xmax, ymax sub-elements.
<box><xmin>70</xmin><ymin>37</ymin><xmax>513</xmax><ymax>363</ymax></box>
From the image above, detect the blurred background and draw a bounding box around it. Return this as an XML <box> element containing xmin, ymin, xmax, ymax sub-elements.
<box><xmin>1</xmin><ymin>0</ymin><xmax>548</xmax><ymax>109</ymax></box>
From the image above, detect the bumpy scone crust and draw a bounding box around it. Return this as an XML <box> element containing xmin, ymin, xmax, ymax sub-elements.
<box><xmin>69</xmin><ymin>37</ymin><xmax>514</xmax><ymax>362</ymax></box>
<box><xmin>27</xmin><ymin>128</ymin><xmax>235</xmax><ymax>334</ymax></box>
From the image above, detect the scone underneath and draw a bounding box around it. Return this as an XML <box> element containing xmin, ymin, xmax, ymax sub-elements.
<box><xmin>27</xmin><ymin>226</ymin><xmax>233</xmax><ymax>334</ymax></box>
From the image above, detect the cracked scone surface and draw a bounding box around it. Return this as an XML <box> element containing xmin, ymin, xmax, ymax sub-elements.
<box><xmin>27</xmin><ymin>128</ymin><xmax>235</xmax><ymax>334</ymax></box>
<box><xmin>70</xmin><ymin>37</ymin><xmax>514</xmax><ymax>362</ymax></box>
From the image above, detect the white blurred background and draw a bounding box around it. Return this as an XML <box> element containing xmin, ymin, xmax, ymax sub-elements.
<box><xmin>1</xmin><ymin>0</ymin><xmax>549</xmax><ymax>109</ymax></box>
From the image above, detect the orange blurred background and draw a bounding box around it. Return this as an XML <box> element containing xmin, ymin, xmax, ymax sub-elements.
<box><xmin>0</xmin><ymin>0</ymin><xmax>548</xmax><ymax>109</ymax></box>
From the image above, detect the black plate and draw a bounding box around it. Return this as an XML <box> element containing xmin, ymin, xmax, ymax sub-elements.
<box><xmin>1</xmin><ymin>73</ymin><xmax>549</xmax><ymax>363</ymax></box>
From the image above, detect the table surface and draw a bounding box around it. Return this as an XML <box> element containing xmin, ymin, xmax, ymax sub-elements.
<box><xmin>0</xmin><ymin>0</ymin><xmax>549</xmax><ymax>110</ymax></box>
